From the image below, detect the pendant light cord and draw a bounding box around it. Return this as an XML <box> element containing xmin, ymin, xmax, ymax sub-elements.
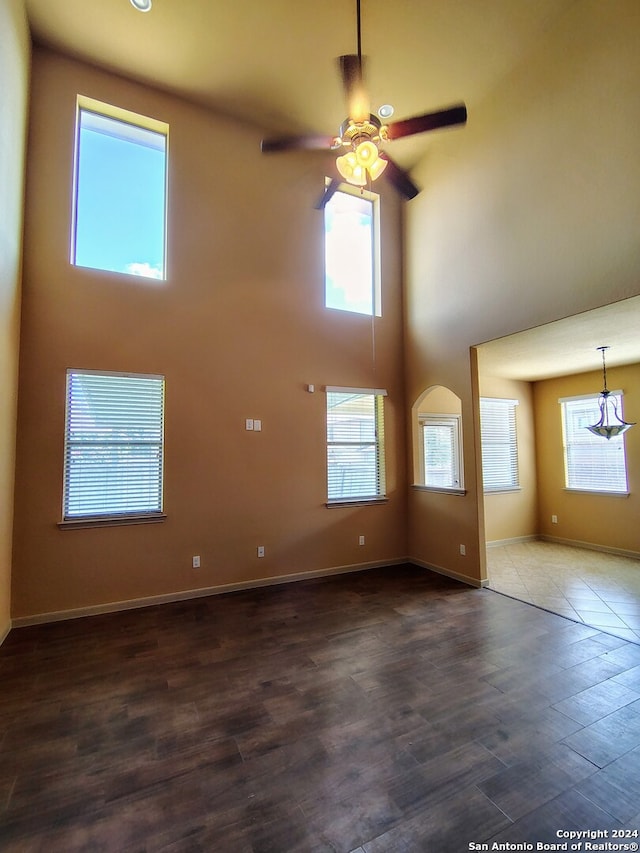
<box><xmin>357</xmin><ymin>0</ymin><xmax>376</xmax><ymax>386</ymax></box>
<box><xmin>599</xmin><ymin>346</ymin><xmax>609</xmax><ymax>393</ymax></box>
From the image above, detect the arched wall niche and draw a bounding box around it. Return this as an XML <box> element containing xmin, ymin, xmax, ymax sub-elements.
<box><xmin>411</xmin><ymin>385</ymin><xmax>464</xmax><ymax>492</ymax></box>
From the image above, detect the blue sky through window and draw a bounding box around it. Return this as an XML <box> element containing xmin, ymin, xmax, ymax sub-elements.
<box><xmin>324</xmin><ymin>189</ymin><xmax>375</xmax><ymax>315</ymax></box>
<box><xmin>74</xmin><ymin>109</ymin><xmax>167</xmax><ymax>279</ymax></box>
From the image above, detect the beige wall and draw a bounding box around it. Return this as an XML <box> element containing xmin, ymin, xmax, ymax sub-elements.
<box><xmin>0</xmin><ymin>0</ymin><xmax>29</xmax><ymax>641</ymax></box>
<box><xmin>479</xmin><ymin>376</ymin><xmax>537</xmax><ymax>544</ymax></box>
<box><xmin>534</xmin><ymin>363</ymin><xmax>640</xmax><ymax>555</ymax></box>
<box><xmin>8</xmin><ymin>1</ymin><xmax>640</xmax><ymax>623</ymax></box>
<box><xmin>405</xmin><ymin>0</ymin><xmax>640</xmax><ymax>583</ymax></box>
<box><xmin>12</xmin><ymin>48</ymin><xmax>408</xmax><ymax>620</ymax></box>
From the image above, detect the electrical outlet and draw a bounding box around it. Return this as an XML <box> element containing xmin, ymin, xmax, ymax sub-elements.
<box><xmin>257</xmin><ymin>546</ymin><xmax>265</xmax><ymax>558</ymax></box>
<box><xmin>192</xmin><ymin>555</ymin><xmax>200</xmax><ymax>568</ymax></box>
<box><xmin>245</xmin><ymin>418</ymin><xmax>254</xmax><ymax>431</ymax></box>
<box><xmin>459</xmin><ymin>544</ymin><xmax>466</xmax><ymax>556</ymax></box>
<box><xmin>254</xmin><ymin>419</ymin><xmax>262</xmax><ymax>431</ymax></box>
<box><xmin>551</xmin><ymin>514</ymin><xmax>558</xmax><ymax>524</ymax></box>
<box><xmin>359</xmin><ymin>535</ymin><xmax>365</xmax><ymax>546</ymax></box>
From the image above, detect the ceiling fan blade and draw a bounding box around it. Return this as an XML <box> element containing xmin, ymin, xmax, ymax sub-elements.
<box><xmin>338</xmin><ymin>54</ymin><xmax>369</xmax><ymax>123</ymax></box>
<box><xmin>261</xmin><ymin>134</ymin><xmax>335</xmax><ymax>153</ymax></box>
<box><xmin>385</xmin><ymin>104</ymin><xmax>467</xmax><ymax>141</ymax></box>
<box><xmin>314</xmin><ymin>178</ymin><xmax>341</xmax><ymax>211</ymax></box>
<box><xmin>379</xmin><ymin>154</ymin><xmax>420</xmax><ymax>200</ymax></box>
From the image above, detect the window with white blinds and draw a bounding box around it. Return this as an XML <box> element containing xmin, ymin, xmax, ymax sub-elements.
<box><xmin>63</xmin><ymin>371</ymin><xmax>165</xmax><ymax>520</ymax></box>
<box><xmin>326</xmin><ymin>389</ymin><xmax>386</xmax><ymax>502</ymax></box>
<box><xmin>479</xmin><ymin>398</ymin><xmax>519</xmax><ymax>492</ymax></box>
<box><xmin>420</xmin><ymin>416</ymin><xmax>462</xmax><ymax>489</ymax></box>
<box><xmin>561</xmin><ymin>395</ymin><xmax>629</xmax><ymax>493</ymax></box>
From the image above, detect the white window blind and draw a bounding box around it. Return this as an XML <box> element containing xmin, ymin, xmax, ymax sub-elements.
<box><xmin>326</xmin><ymin>390</ymin><xmax>386</xmax><ymax>501</ymax></box>
<box><xmin>479</xmin><ymin>398</ymin><xmax>519</xmax><ymax>492</ymax></box>
<box><xmin>63</xmin><ymin>371</ymin><xmax>165</xmax><ymax>519</ymax></box>
<box><xmin>421</xmin><ymin>416</ymin><xmax>461</xmax><ymax>489</ymax></box>
<box><xmin>561</xmin><ymin>395</ymin><xmax>628</xmax><ymax>493</ymax></box>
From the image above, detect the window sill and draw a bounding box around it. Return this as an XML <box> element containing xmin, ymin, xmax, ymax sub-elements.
<box><xmin>484</xmin><ymin>487</ymin><xmax>522</xmax><ymax>495</ymax></box>
<box><xmin>58</xmin><ymin>513</ymin><xmax>167</xmax><ymax>530</ymax></box>
<box><xmin>412</xmin><ymin>485</ymin><xmax>466</xmax><ymax>496</ymax></box>
<box><xmin>326</xmin><ymin>498</ymin><xmax>388</xmax><ymax>509</ymax></box>
<box><xmin>563</xmin><ymin>489</ymin><xmax>630</xmax><ymax>497</ymax></box>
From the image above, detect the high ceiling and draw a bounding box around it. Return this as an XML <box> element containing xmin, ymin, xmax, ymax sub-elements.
<box><xmin>23</xmin><ymin>0</ymin><xmax>640</xmax><ymax>379</ymax></box>
<box><xmin>25</xmin><ymin>0</ymin><xmax>573</xmax><ymax>172</ymax></box>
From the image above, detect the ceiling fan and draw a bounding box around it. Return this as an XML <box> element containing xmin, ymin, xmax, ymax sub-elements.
<box><xmin>261</xmin><ymin>0</ymin><xmax>467</xmax><ymax>206</ymax></box>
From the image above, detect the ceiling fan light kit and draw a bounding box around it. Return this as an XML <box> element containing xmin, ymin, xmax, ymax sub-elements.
<box><xmin>260</xmin><ymin>0</ymin><xmax>467</xmax><ymax>201</ymax></box>
<box><xmin>336</xmin><ymin>137</ymin><xmax>388</xmax><ymax>186</ymax></box>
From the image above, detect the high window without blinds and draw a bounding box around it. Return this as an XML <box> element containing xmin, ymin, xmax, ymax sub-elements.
<box><xmin>72</xmin><ymin>98</ymin><xmax>168</xmax><ymax>280</ymax></box>
<box><xmin>323</xmin><ymin>186</ymin><xmax>380</xmax><ymax>317</ymax></box>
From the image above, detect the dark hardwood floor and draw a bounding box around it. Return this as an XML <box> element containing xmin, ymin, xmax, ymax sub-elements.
<box><xmin>1</xmin><ymin>564</ymin><xmax>640</xmax><ymax>852</ymax></box>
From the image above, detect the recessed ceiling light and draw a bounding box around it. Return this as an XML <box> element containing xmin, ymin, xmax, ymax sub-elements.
<box><xmin>130</xmin><ymin>0</ymin><xmax>152</xmax><ymax>11</ymax></box>
<box><xmin>378</xmin><ymin>104</ymin><xmax>394</xmax><ymax>119</ymax></box>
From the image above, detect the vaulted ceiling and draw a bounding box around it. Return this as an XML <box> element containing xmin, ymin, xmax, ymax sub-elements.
<box><xmin>23</xmin><ymin>0</ymin><xmax>640</xmax><ymax>379</ymax></box>
<box><xmin>25</xmin><ymin>0</ymin><xmax>573</xmax><ymax>172</ymax></box>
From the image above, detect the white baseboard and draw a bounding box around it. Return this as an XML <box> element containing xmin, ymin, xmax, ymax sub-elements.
<box><xmin>409</xmin><ymin>556</ymin><xmax>488</xmax><ymax>589</ymax></box>
<box><xmin>486</xmin><ymin>535</ymin><xmax>538</xmax><ymax>548</ymax></box>
<box><xmin>10</xmin><ymin>556</ymin><xmax>493</xmax><ymax>630</ymax></box>
<box><xmin>538</xmin><ymin>534</ymin><xmax>640</xmax><ymax>561</ymax></box>
<box><xmin>11</xmin><ymin>557</ymin><xmax>410</xmax><ymax>628</ymax></box>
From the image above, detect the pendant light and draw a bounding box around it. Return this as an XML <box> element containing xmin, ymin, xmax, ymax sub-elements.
<box><xmin>586</xmin><ymin>347</ymin><xmax>635</xmax><ymax>439</ymax></box>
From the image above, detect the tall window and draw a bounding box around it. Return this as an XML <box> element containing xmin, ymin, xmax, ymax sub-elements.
<box><xmin>326</xmin><ymin>389</ymin><xmax>386</xmax><ymax>502</ymax></box>
<box><xmin>72</xmin><ymin>97</ymin><xmax>168</xmax><ymax>280</ymax></box>
<box><xmin>561</xmin><ymin>395</ymin><xmax>629</xmax><ymax>493</ymax></box>
<box><xmin>420</xmin><ymin>415</ymin><xmax>462</xmax><ymax>489</ymax></box>
<box><xmin>63</xmin><ymin>371</ymin><xmax>165</xmax><ymax>521</ymax></box>
<box><xmin>324</xmin><ymin>186</ymin><xmax>380</xmax><ymax>316</ymax></box>
<box><xmin>480</xmin><ymin>398</ymin><xmax>519</xmax><ymax>492</ymax></box>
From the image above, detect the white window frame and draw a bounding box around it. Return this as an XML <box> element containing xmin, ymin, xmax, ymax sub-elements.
<box><xmin>419</xmin><ymin>414</ymin><xmax>463</xmax><ymax>491</ymax></box>
<box><xmin>61</xmin><ymin>370</ymin><xmax>166</xmax><ymax>527</ymax></box>
<box><xmin>323</xmin><ymin>183</ymin><xmax>381</xmax><ymax>317</ymax></box>
<box><xmin>480</xmin><ymin>398</ymin><xmax>520</xmax><ymax>493</ymax></box>
<box><xmin>326</xmin><ymin>386</ymin><xmax>387</xmax><ymax>506</ymax></box>
<box><xmin>71</xmin><ymin>96</ymin><xmax>169</xmax><ymax>280</ymax></box>
<box><xmin>560</xmin><ymin>393</ymin><xmax>629</xmax><ymax>494</ymax></box>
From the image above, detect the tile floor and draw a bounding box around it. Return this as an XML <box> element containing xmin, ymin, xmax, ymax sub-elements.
<box><xmin>487</xmin><ymin>539</ymin><xmax>640</xmax><ymax>645</ymax></box>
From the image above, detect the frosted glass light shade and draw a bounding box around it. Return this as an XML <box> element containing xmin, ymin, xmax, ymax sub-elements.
<box><xmin>336</xmin><ymin>152</ymin><xmax>367</xmax><ymax>186</ymax></box>
<box><xmin>367</xmin><ymin>155</ymin><xmax>387</xmax><ymax>180</ymax></box>
<box><xmin>355</xmin><ymin>140</ymin><xmax>378</xmax><ymax>167</ymax></box>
